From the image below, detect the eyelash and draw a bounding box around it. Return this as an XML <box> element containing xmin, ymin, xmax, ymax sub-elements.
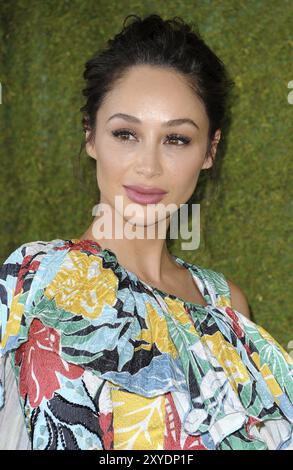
<box><xmin>111</xmin><ymin>129</ymin><xmax>191</xmax><ymax>146</ymax></box>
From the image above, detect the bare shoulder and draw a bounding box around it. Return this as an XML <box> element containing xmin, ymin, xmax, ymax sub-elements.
<box><xmin>226</xmin><ymin>278</ymin><xmax>251</xmax><ymax>319</ymax></box>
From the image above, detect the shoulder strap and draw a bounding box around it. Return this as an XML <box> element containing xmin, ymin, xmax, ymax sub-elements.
<box><xmin>192</xmin><ymin>265</ymin><xmax>232</xmax><ymax>308</ymax></box>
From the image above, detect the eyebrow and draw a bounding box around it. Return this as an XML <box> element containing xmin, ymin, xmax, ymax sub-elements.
<box><xmin>107</xmin><ymin>112</ymin><xmax>199</xmax><ymax>130</ymax></box>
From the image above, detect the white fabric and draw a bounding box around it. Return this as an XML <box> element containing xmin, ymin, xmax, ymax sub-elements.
<box><xmin>0</xmin><ymin>355</ymin><xmax>30</xmax><ymax>450</ymax></box>
<box><xmin>250</xmin><ymin>418</ymin><xmax>293</xmax><ymax>450</ymax></box>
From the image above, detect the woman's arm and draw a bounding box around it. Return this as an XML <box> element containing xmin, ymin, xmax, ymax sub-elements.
<box><xmin>226</xmin><ymin>278</ymin><xmax>251</xmax><ymax>319</ymax></box>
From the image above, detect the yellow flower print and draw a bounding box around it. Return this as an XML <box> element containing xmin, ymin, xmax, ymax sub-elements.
<box><xmin>1</xmin><ymin>293</ymin><xmax>24</xmax><ymax>349</ymax></box>
<box><xmin>250</xmin><ymin>352</ymin><xmax>283</xmax><ymax>402</ymax></box>
<box><xmin>136</xmin><ymin>302</ymin><xmax>177</xmax><ymax>359</ymax></box>
<box><xmin>201</xmin><ymin>331</ymin><xmax>250</xmax><ymax>393</ymax></box>
<box><xmin>111</xmin><ymin>388</ymin><xmax>166</xmax><ymax>450</ymax></box>
<box><xmin>216</xmin><ymin>295</ymin><xmax>231</xmax><ymax>308</ymax></box>
<box><xmin>44</xmin><ymin>251</ymin><xmax>118</xmax><ymax>319</ymax></box>
<box><xmin>164</xmin><ymin>297</ymin><xmax>194</xmax><ymax>327</ymax></box>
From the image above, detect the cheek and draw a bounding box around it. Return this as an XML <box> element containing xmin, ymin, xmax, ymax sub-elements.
<box><xmin>170</xmin><ymin>158</ymin><xmax>201</xmax><ymax>202</ymax></box>
<box><xmin>171</xmin><ymin>154</ymin><xmax>201</xmax><ymax>185</ymax></box>
<box><xmin>96</xmin><ymin>153</ymin><xmax>126</xmax><ymax>191</ymax></box>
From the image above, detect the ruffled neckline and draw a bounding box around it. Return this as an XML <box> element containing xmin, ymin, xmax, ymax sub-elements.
<box><xmin>69</xmin><ymin>238</ymin><xmax>211</xmax><ymax>310</ymax></box>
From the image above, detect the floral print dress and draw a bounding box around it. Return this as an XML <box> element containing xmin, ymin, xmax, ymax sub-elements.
<box><xmin>0</xmin><ymin>238</ymin><xmax>292</xmax><ymax>450</ymax></box>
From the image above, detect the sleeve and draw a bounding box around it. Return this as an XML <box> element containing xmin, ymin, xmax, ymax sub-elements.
<box><xmin>0</xmin><ymin>244</ymin><xmax>26</xmax><ymax>409</ymax></box>
<box><xmin>0</xmin><ymin>238</ymin><xmax>64</xmax><ymax>410</ymax></box>
<box><xmin>0</xmin><ymin>354</ymin><xmax>31</xmax><ymax>449</ymax></box>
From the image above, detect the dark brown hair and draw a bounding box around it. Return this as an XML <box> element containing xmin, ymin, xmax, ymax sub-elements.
<box><xmin>78</xmin><ymin>13</ymin><xmax>235</xmax><ymax>190</ymax></box>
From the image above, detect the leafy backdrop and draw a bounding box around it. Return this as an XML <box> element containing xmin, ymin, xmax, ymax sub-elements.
<box><xmin>0</xmin><ymin>0</ymin><xmax>292</xmax><ymax>349</ymax></box>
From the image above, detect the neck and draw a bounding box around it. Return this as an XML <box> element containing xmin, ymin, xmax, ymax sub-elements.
<box><xmin>79</xmin><ymin>204</ymin><xmax>177</xmax><ymax>284</ymax></box>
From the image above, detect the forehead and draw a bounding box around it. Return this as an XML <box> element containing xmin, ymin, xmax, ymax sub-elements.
<box><xmin>98</xmin><ymin>65</ymin><xmax>208</xmax><ymax>127</ymax></box>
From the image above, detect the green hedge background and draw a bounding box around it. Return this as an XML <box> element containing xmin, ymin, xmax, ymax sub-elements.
<box><xmin>0</xmin><ymin>0</ymin><xmax>292</xmax><ymax>349</ymax></box>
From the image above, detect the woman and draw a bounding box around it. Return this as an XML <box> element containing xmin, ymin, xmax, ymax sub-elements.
<box><xmin>0</xmin><ymin>13</ymin><xmax>292</xmax><ymax>450</ymax></box>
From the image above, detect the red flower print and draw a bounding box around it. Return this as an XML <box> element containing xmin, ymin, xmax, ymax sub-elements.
<box><xmin>225</xmin><ymin>306</ymin><xmax>245</xmax><ymax>338</ymax></box>
<box><xmin>99</xmin><ymin>412</ymin><xmax>114</xmax><ymax>450</ymax></box>
<box><xmin>225</xmin><ymin>306</ymin><xmax>252</xmax><ymax>354</ymax></box>
<box><xmin>15</xmin><ymin>318</ymin><xmax>84</xmax><ymax>408</ymax></box>
<box><xmin>164</xmin><ymin>392</ymin><xmax>209</xmax><ymax>450</ymax></box>
<box><xmin>15</xmin><ymin>254</ymin><xmax>41</xmax><ymax>296</ymax></box>
<box><xmin>54</xmin><ymin>239</ymin><xmax>102</xmax><ymax>255</ymax></box>
<box><xmin>245</xmin><ymin>416</ymin><xmax>262</xmax><ymax>439</ymax></box>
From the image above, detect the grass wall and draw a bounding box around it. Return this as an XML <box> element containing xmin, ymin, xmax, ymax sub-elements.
<box><xmin>0</xmin><ymin>0</ymin><xmax>292</xmax><ymax>349</ymax></box>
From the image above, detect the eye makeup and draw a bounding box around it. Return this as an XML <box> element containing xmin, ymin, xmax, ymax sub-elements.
<box><xmin>111</xmin><ymin>128</ymin><xmax>192</xmax><ymax>146</ymax></box>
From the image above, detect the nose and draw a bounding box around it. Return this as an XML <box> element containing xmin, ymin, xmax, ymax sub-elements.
<box><xmin>134</xmin><ymin>146</ymin><xmax>162</xmax><ymax>177</ymax></box>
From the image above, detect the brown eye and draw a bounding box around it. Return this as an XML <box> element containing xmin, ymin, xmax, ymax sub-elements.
<box><xmin>166</xmin><ymin>134</ymin><xmax>191</xmax><ymax>145</ymax></box>
<box><xmin>111</xmin><ymin>129</ymin><xmax>191</xmax><ymax>146</ymax></box>
<box><xmin>112</xmin><ymin>129</ymin><xmax>137</xmax><ymax>142</ymax></box>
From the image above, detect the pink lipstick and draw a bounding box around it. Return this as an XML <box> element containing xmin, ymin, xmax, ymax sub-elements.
<box><xmin>123</xmin><ymin>185</ymin><xmax>167</xmax><ymax>205</ymax></box>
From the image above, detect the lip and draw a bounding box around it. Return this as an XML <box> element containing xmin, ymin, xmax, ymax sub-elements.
<box><xmin>123</xmin><ymin>185</ymin><xmax>167</xmax><ymax>195</ymax></box>
<box><xmin>123</xmin><ymin>185</ymin><xmax>167</xmax><ymax>205</ymax></box>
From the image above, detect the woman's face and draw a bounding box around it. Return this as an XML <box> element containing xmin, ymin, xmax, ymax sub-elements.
<box><xmin>86</xmin><ymin>64</ymin><xmax>220</xmax><ymax>231</ymax></box>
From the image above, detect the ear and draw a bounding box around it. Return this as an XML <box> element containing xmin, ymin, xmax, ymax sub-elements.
<box><xmin>201</xmin><ymin>129</ymin><xmax>221</xmax><ymax>170</ymax></box>
<box><xmin>85</xmin><ymin>131</ymin><xmax>97</xmax><ymax>160</ymax></box>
